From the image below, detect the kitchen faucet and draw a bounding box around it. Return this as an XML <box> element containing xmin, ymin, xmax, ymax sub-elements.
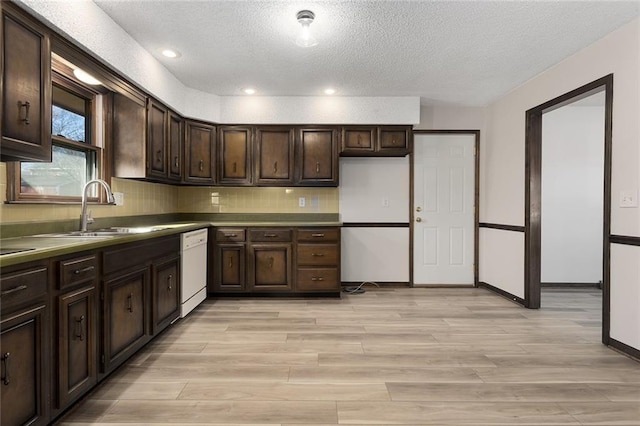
<box><xmin>80</xmin><ymin>179</ymin><xmax>116</xmax><ymax>232</ymax></box>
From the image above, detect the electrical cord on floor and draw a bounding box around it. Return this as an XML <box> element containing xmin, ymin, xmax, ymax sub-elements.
<box><xmin>342</xmin><ymin>281</ymin><xmax>380</xmax><ymax>294</ymax></box>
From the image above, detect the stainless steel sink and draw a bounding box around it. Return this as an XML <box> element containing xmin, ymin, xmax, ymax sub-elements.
<box><xmin>35</xmin><ymin>226</ymin><xmax>169</xmax><ymax>238</ymax></box>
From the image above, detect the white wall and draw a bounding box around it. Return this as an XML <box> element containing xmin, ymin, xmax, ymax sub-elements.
<box><xmin>541</xmin><ymin>102</ymin><xmax>605</xmax><ymax>283</ymax></box>
<box><xmin>16</xmin><ymin>0</ymin><xmax>419</xmax><ymax>125</ymax></box>
<box><xmin>481</xmin><ymin>18</ymin><xmax>639</xmax><ymax>350</ymax></box>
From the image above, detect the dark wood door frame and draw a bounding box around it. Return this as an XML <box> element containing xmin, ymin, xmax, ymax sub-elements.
<box><xmin>524</xmin><ymin>74</ymin><xmax>613</xmax><ymax>345</ymax></box>
<box><xmin>410</xmin><ymin>130</ymin><xmax>480</xmax><ymax>287</ymax></box>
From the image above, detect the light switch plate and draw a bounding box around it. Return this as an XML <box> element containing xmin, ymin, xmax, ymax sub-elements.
<box><xmin>619</xmin><ymin>189</ymin><xmax>638</xmax><ymax>208</ymax></box>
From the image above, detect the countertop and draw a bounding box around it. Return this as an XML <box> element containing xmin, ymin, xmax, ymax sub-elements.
<box><xmin>0</xmin><ymin>220</ymin><xmax>342</xmax><ymax>268</ymax></box>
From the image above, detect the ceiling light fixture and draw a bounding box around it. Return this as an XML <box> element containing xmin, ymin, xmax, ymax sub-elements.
<box><xmin>243</xmin><ymin>88</ymin><xmax>256</xmax><ymax>95</ymax></box>
<box><xmin>296</xmin><ymin>10</ymin><xmax>318</xmax><ymax>48</ymax></box>
<box><xmin>324</xmin><ymin>88</ymin><xmax>336</xmax><ymax>95</ymax></box>
<box><xmin>73</xmin><ymin>68</ymin><xmax>101</xmax><ymax>85</ymax></box>
<box><xmin>161</xmin><ymin>49</ymin><xmax>180</xmax><ymax>58</ymax></box>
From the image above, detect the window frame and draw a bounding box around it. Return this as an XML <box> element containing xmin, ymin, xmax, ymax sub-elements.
<box><xmin>7</xmin><ymin>71</ymin><xmax>106</xmax><ymax>204</ymax></box>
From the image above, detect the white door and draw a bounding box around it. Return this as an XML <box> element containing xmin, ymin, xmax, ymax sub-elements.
<box><xmin>413</xmin><ymin>133</ymin><xmax>475</xmax><ymax>285</ymax></box>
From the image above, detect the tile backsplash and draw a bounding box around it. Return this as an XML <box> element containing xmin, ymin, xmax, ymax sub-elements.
<box><xmin>0</xmin><ymin>163</ymin><xmax>339</xmax><ymax>224</ymax></box>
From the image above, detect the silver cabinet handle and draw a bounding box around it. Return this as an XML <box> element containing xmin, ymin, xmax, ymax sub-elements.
<box><xmin>1</xmin><ymin>353</ymin><xmax>10</xmax><ymax>385</ymax></box>
<box><xmin>20</xmin><ymin>101</ymin><xmax>30</xmax><ymax>125</ymax></box>
<box><xmin>1</xmin><ymin>285</ymin><xmax>27</xmax><ymax>296</ymax></box>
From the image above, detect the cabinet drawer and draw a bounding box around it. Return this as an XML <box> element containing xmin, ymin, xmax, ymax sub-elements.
<box><xmin>297</xmin><ymin>244</ymin><xmax>339</xmax><ymax>266</ymax></box>
<box><xmin>297</xmin><ymin>268</ymin><xmax>339</xmax><ymax>291</ymax></box>
<box><xmin>216</xmin><ymin>228</ymin><xmax>246</xmax><ymax>242</ymax></box>
<box><xmin>297</xmin><ymin>228</ymin><xmax>339</xmax><ymax>242</ymax></box>
<box><xmin>249</xmin><ymin>228</ymin><xmax>292</xmax><ymax>242</ymax></box>
<box><xmin>59</xmin><ymin>255</ymin><xmax>98</xmax><ymax>289</ymax></box>
<box><xmin>1</xmin><ymin>266</ymin><xmax>48</xmax><ymax>309</ymax></box>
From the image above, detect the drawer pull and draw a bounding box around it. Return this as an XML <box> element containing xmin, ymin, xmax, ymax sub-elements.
<box><xmin>263</xmin><ymin>233</ymin><xmax>278</xmax><ymax>238</ymax></box>
<box><xmin>156</xmin><ymin>149</ymin><xmax>162</xmax><ymax>163</ymax></box>
<box><xmin>74</xmin><ymin>315</ymin><xmax>85</xmax><ymax>341</ymax></box>
<box><xmin>168</xmin><ymin>274</ymin><xmax>173</xmax><ymax>291</ymax></box>
<box><xmin>1</xmin><ymin>353</ymin><xmax>9</xmax><ymax>385</ymax></box>
<box><xmin>273</xmin><ymin>161</ymin><xmax>278</xmax><ymax>173</ymax></box>
<box><xmin>225</xmin><ymin>233</ymin><xmax>238</xmax><ymax>238</ymax></box>
<box><xmin>357</xmin><ymin>135</ymin><xmax>362</xmax><ymax>146</ymax></box>
<box><xmin>127</xmin><ymin>293</ymin><xmax>133</xmax><ymax>313</ymax></box>
<box><xmin>311</xmin><ymin>253</ymin><xmax>325</xmax><ymax>257</ymax></box>
<box><xmin>74</xmin><ymin>266</ymin><xmax>95</xmax><ymax>275</ymax></box>
<box><xmin>1</xmin><ymin>285</ymin><xmax>27</xmax><ymax>296</ymax></box>
<box><xmin>228</xmin><ymin>256</ymin><xmax>233</xmax><ymax>269</ymax></box>
<box><xmin>174</xmin><ymin>156</ymin><xmax>179</xmax><ymax>168</ymax></box>
<box><xmin>233</xmin><ymin>162</ymin><xmax>237</xmax><ymax>173</ymax></box>
<box><xmin>311</xmin><ymin>233</ymin><xmax>325</xmax><ymax>238</ymax></box>
<box><xmin>199</xmin><ymin>160</ymin><xmax>204</xmax><ymax>172</ymax></box>
<box><xmin>268</xmin><ymin>257</ymin><xmax>274</xmax><ymax>268</ymax></box>
<box><xmin>311</xmin><ymin>277</ymin><xmax>325</xmax><ymax>281</ymax></box>
<box><xmin>392</xmin><ymin>138</ymin><xmax>397</xmax><ymax>145</ymax></box>
<box><xmin>316</xmin><ymin>162</ymin><xmax>320</xmax><ymax>173</ymax></box>
<box><xmin>20</xmin><ymin>101</ymin><xmax>31</xmax><ymax>125</ymax></box>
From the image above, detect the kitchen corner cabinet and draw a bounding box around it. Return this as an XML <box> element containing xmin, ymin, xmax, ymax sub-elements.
<box><xmin>297</xmin><ymin>128</ymin><xmax>339</xmax><ymax>186</ymax></box>
<box><xmin>185</xmin><ymin>120</ymin><xmax>216</xmax><ymax>184</ymax></box>
<box><xmin>254</xmin><ymin>127</ymin><xmax>295</xmax><ymax>186</ymax></box>
<box><xmin>340</xmin><ymin>125</ymin><xmax>412</xmax><ymax>157</ymax></box>
<box><xmin>218</xmin><ymin>126</ymin><xmax>252</xmax><ymax>185</ymax></box>
<box><xmin>1</xmin><ymin>5</ymin><xmax>52</xmax><ymax>162</ymax></box>
<box><xmin>152</xmin><ymin>255</ymin><xmax>180</xmax><ymax>334</ymax></box>
<box><xmin>248</xmin><ymin>229</ymin><xmax>293</xmax><ymax>292</ymax></box>
<box><xmin>0</xmin><ymin>264</ymin><xmax>50</xmax><ymax>426</ymax></box>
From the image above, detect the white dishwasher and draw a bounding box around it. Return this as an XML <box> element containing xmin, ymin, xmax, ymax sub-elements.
<box><xmin>180</xmin><ymin>228</ymin><xmax>208</xmax><ymax>318</ymax></box>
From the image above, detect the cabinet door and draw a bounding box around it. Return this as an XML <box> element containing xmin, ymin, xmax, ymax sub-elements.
<box><xmin>218</xmin><ymin>126</ymin><xmax>252</xmax><ymax>185</ymax></box>
<box><xmin>249</xmin><ymin>244</ymin><xmax>292</xmax><ymax>292</ymax></box>
<box><xmin>297</xmin><ymin>128</ymin><xmax>338</xmax><ymax>186</ymax></box>
<box><xmin>255</xmin><ymin>127</ymin><xmax>294</xmax><ymax>185</ymax></box>
<box><xmin>103</xmin><ymin>267</ymin><xmax>149</xmax><ymax>373</ymax></box>
<box><xmin>1</xmin><ymin>304</ymin><xmax>48</xmax><ymax>426</ymax></box>
<box><xmin>377</xmin><ymin>127</ymin><xmax>411</xmax><ymax>156</ymax></box>
<box><xmin>168</xmin><ymin>112</ymin><xmax>183</xmax><ymax>181</ymax></box>
<box><xmin>215</xmin><ymin>244</ymin><xmax>245</xmax><ymax>292</ymax></box>
<box><xmin>112</xmin><ymin>93</ymin><xmax>147</xmax><ymax>179</ymax></box>
<box><xmin>153</xmin><ymin>256</ymin><xmax>180</xmax><ymax>334</ymax></box>
<box><xmin>57</xmin><ymin>286</ymin><xmax>97</xmax><ymax>409</ymax></box>
<box><xmin>185</xmin><ymin>120</ymin><xmax>216</xmax><ymax>184</ymax></box>
<box><xmin>1</xmin><ymin>9</ymin><xmax>51</xmax><ymax>162</ymax></box>
<box><xmin>341</xmin><ymin>127</ymin><xmax>375</xmax><ymax>155</ymax></box>
<box><xmin>147</xmin><ymin>99</ymin><xmax>168</xmax><ymax>179</ymax></box>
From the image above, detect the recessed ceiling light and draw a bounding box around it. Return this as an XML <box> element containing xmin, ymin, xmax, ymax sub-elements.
<box><xmin>161</xmin><ymin>49</ymin><xmax>180</xmax><ymax>58</ymax></box>
<box><xmin>324</xmin><ymin>88</ymin><xmax>336</xmax><ymax>95</ymax></box>
<box><xmin>73</xmin><ymin>68</ymin><xmax>101</xmax><ymax>85</ymax></box>
<box><xmin>243</xmin><ymin>88</ymin><xmax>256</xmax><ymax>95</ymax></box>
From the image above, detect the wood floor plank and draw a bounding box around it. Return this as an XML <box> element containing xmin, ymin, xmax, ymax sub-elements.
<box><xmin>558</xmin><ymin>402</ymin><xmax>640</xmax><ymax>425</ymax></box>
<box><xmin>289</xmin><ymin>366</ymin><xmax>483</xmax><ymax>383</ymax></box>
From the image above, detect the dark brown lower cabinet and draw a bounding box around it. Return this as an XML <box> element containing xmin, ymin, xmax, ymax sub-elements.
<box><xmin>0</xmin><ymin>304</ymin><xmax>49</xmax><ymax>426</ymax></box>
<box><xmin>153</xmin><ymin>256</ymin><xmax>181</xmax><ymax>334</ymax></box>
<box><xmin>102</xmin><ymin>267</ymin><xmax>150</xmax><ymax>374</ymax></box>
<box><xmin>215</xmin><ymin>244</ymin><xmax>246</xmax><ymax>292</ymax></box>
<box><xmin>56</xmin><ymin>285</ymin><xmax>97</xmax><ymax>410</ymax></box>
<box><xmin>248</xmin><ymin>243</ymin><xmax>292</xmax><ymax>292</ymax></box>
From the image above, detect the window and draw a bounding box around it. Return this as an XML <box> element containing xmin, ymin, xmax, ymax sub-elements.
<box><xmin>8</xmin><ymin>71</ymin><xmax>104</xmax><ymax>203</ymax></box>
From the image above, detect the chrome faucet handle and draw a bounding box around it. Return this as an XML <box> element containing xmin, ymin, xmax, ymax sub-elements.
<box><xmin>87</xmin><ymin>210</ymin><xmax>94</xmax><ymax>225</ymax></box>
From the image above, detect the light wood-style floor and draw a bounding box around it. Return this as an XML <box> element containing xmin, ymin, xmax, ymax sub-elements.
<box><xmin>58</xmin><ymin>287</ymin><xmax>640</xmax><ymax>425</ymax></box>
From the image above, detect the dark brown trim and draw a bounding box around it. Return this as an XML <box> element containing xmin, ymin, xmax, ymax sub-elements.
<box><xmin>478</xmin><ymin>281</ymin><xmax>525</xmax><ymax>306</ymax></box>
<box><xmin>610</xmin><ymin>235</ymin><xmax>640</xmax><ymax>246</ymax></box>
<box><xmin>479</xmin><ymin>222</ymin><xmax>525</xmax><ymax>232</ymax></box>
<box><xmin>541</xmin><ymin>282</ymin><xmax>601</xmax><ymax>288</ymax></box>
<box><xmin>609</xmin><ymin>338</ymin><xmax>640</xmax><ymax>361</ymax></box>
<box><xmin>341</xmin><ymin>222</ymin><xmax>410</xmax><ymax>228</ymax></box>
<box><xmin>524</xmin><ymin>74</ymin><xmax>613</xmax><ymax>346</ymax></box>
<box><xmin>411</xmin><ymin>130</ymin><xmax>480</xmax><ymax>288</ymax></box>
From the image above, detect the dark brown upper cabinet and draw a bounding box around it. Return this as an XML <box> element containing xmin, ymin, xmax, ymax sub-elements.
<box><xmin>339</xmin><ymin>125</ymin><xmax>412</xmax><ymax>157</ymax></box>
<box><xmin>218</xmin><ymin>126</ymin><xmax>252</xmax><ymax>185</ymax></box>
<box><xmin>168</xmin><ymin>112</ymin><xmax>183</xmax><ymax>181</ymax></box>
<box><xmin>112</xmin><ymin>92</ymin><xmax>146</xmax><ymax>178</ymax></box>
<box><xmin>1</xmin><ymin>6</ymin><xmax>52</xmax><ymax>162</ymax></box>
<box><xmin>184</xmin><ymin>120</ymin><xmax>216</xmax><ymax>185</ymax></box>
<box><xmin>254</xmin><ymin>127</ymin><xmax>295</xmax><ymax>186</ymax></box>
<box><xmin>296</xmin><ymin>128</ymin><xmax>339</xmax><ymax>186</ymax></box>
<box><xmin>146</xmin><ymin>98</ymin><xmax>168</xmax><ymax>180</ymax></box>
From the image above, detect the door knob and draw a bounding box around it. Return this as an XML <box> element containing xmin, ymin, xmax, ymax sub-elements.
<box><xmin>416</xmin><ymin>217</ymin><xmax>422</xmax><ymax>222</ymax></box>
<box><xmin>416</xmin><ymin>207</ymin><xmax>422</xmax><ymax>212</ymax></box>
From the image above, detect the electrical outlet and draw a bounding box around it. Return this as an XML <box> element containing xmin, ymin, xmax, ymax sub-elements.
<box><xmin>113</xmin><ymin>192</ymin><xmax>124</xmax><ymax>206</ymax></box>
<box><xmin>382</xmin><ymin>197</ymin><xmax>389</xmax><ymax>207</ymax></box>
<box><xmin>620</xmin><ymin>190</ymin><xmax>638</xmax><ymax>208</ymax></box>
<box><xmin>298</xmin><ymin>197</ymin><xmax>306</xmax><ymax>207</ymax></box>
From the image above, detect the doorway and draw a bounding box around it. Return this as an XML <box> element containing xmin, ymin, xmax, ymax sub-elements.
<box><xmin>411</xmin><ymin>131</ymin><xmax>479</xmax><ymax>286</ymax></box>
<box><xmin>524</xmin><ymin>74</ymin><xmax>613</xmax><ymax>344</ymax></box>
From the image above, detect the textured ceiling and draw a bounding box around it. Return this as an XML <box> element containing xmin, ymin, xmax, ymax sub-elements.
<box><xmin>93</xmin><ymin>0</ymin><xmax>639</xmax><ymax>106</ymax></box>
